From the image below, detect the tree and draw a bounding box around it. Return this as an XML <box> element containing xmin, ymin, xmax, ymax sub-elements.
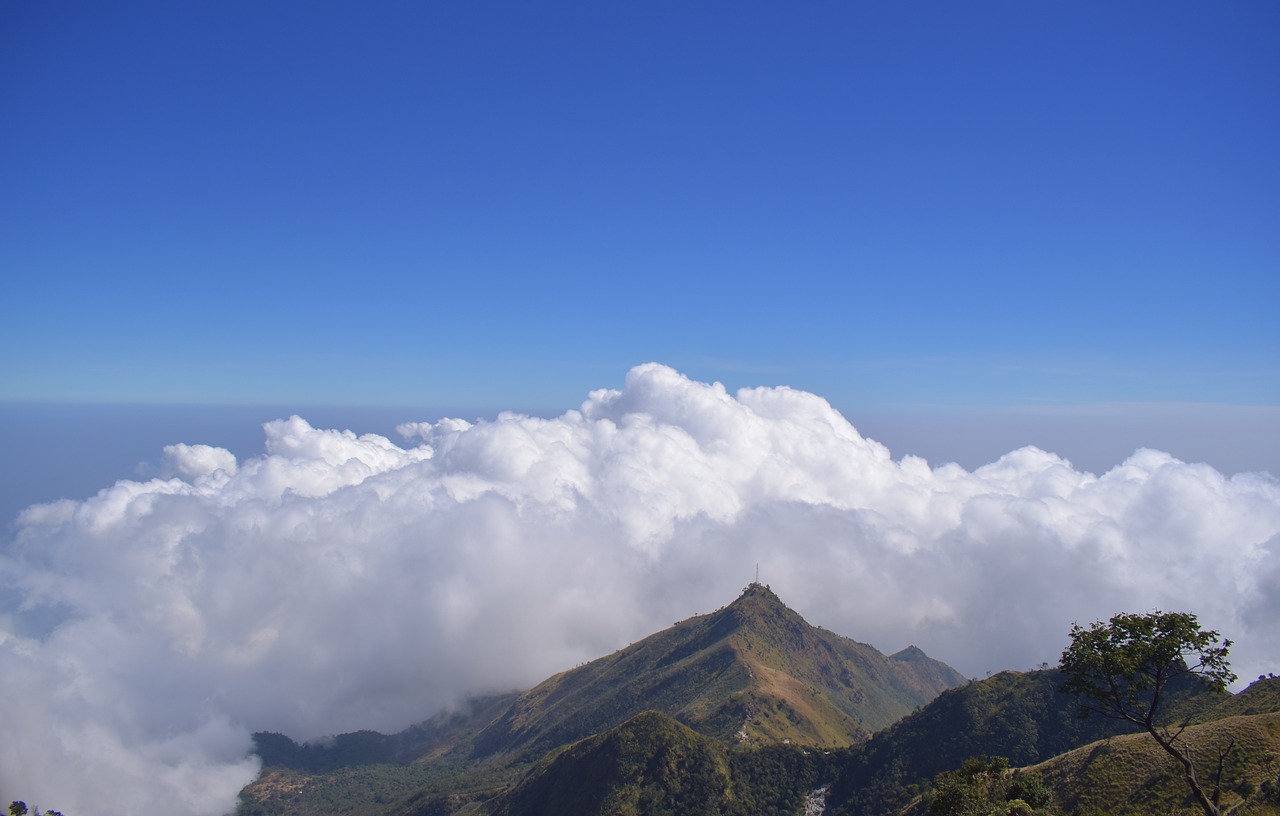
<box><xmin>926</xmin><ymin>756</ymin><xmax>1055</xmax><ymax>816</ymax></box>
<box><xmin>1059</xmin><ymin>611</ymin><xmax>1237</xmax><ymax>816</ymax></box>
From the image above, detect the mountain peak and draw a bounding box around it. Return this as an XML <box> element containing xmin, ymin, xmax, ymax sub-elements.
<box><xmin>469</xmin><ymin>585</ymin><xmax>965</xmax><ymax>761</ymax></box>
<box><xmin>892</xmin><ymin>645</ymin><xmax>927</xmax><ymax>661</ymax></box>
<box><xmin>738</xmin><ymin>580</ymin><xmax>776</xmax><ymax>598</ymax></box>
<box><xmin>732</xmin><ymin>581</ymin><xmax>782</xmax><ymax>607</ymax></box>
<box><xmin>723</xmin><ymin>581</ymin><xmax>802</xmax><ymax>628</ymax></box>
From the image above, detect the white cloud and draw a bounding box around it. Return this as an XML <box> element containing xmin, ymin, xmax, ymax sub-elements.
<box><xmin>164</xmin><ymin>443</ymin><xmax>239</xmax><ymax>481</ymax></box>
<box><xmin>2</xmin><ymin>363</ymin><xmax>1278</xmax><ymax>812</ymax></box>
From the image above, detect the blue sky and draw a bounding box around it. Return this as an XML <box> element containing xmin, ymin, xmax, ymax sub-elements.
<box><xmin>2</xmin><ymin>3</ymin><xmax>1277</xmax><ymax>433</ymax></box>
<box><xmin>3</xmin><ymin>9</ymin><xmax>1280</xmax><ymax>808</ymax></box>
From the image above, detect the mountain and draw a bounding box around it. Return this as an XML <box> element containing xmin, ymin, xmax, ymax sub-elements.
<box><xmin>468</xmin><ymin>583</ymin><xmax>965</xmax><ymax>764</ymax></box>
<box><xmin>242</xmin><ymin>694</ymin><xmax>524</xmax><ymax>816</ymax></box>
<box><xmin>238</xmin><ymin>592</ymin><xmax>1279</xmax><ymax>816</ymax></box>
<box><xmin>239</xmin><ymin>584</ymin><xmax>963</xmax><ymax>815</ymax></box>
<box><xmin>474</xmin><ymin>677</ymin><xmax>1280</xmax><ymax>816</ymax></box>
<box><xmin>1029</xmin><ymin>693</ymin><xmax>1280</xmax><ymax>816</ymax></box>
<box><xmin>484</xmin><ymin>711</ymin><xmax>737</xmax><ymax>816</ymax></box>
<box><xmin>1197</xmin><ymin>673</ymin><xmax>1280</xmax><ymax>722</ymax></box>
<box><xmin>824</xmin><ymin>667</ymin><xmax>1230</xmax><ymax>816</ymax></box>
<box><xmin>482</xmin><ymin>710</ymin><xmax>831</xmax><ymax>816</ymax></box>
<box><xmin>1030</xmin><ymin>676</ymin><xmax>1280</xmax><ymax>816</ymax></box>
<box><xmin>253</xmin><ymin>692</ymin><xmax>521</xmax><ymax>773</ymax></box>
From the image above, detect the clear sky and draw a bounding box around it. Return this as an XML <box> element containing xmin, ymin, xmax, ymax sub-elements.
<box><xmin>2</xmin><ymin>8</ymin><xmax>1280</xmax><ymax>811</ymax></box>
<box><xmin>3</xmin><ymin>1</ymin><xmax>1277</xmax><ymax>414</ymax></box>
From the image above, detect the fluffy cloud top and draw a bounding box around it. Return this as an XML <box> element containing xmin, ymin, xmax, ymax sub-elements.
<box><xmin>2</xmin><ymin>364</ymin><xmax>1277</xmax><ymax>814</ymax></box>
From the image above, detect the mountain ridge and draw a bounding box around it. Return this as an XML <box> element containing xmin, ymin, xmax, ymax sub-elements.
<box><xmin>468</xmin><ymin>583</ymin><xmax>966</xmax><ymax>763</ymax></box>
<box><xmin>241</xmin><ymin>584</ymin><xmax>965</xmax><ymax>815</ymax></box>
<box><xmin>238</xmin><ymin>598</ymin><xmax>1280</xmax><ymax>816</ymax></box>
<box><xmin>481</xmin><ymin>710</ymin><xmax>833</xmax><ymax>816</ymax></box>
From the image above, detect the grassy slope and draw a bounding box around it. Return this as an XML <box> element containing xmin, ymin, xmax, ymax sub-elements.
<box><xmin>475</xmin><ymin>679</ymin><xmax>1280</xmax><ymax>816</ymax></box>
<box><xmin>827</xmin><ymin>668</ymin><xmax>1229</xmax><ymax>816</ymax></box>
<box><xmin>1200</xmin><ymin>677</ymin><xmax>1280</xmax><ymax>723</ymax></box>
<box><xmin>470</xmin><ymin>584</ymin><xmax>964</xmax><ymax>763</ymax></box>
<box><xmin>883</xmin><ymin>677</ymin><xmax>1280</xmax><ymax>816</ymax></box>
<box><xmin>1031</xmin><ymin>712</ymin><xmax>1280</xmax><ymax>815</ymax></box>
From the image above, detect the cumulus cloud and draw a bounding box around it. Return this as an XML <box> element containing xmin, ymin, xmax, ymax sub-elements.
<box><xmin>2</xmin><ymin>364</ymin><xmax>1278</xmax><ymax>813</ymax></box>
<box><xmin>164</xmin><ymin>443</ymin><xmax>239</xmax><ymax>481</ymax></box>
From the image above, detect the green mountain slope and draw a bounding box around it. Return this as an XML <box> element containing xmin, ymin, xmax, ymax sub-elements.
<box><xmin>241</xmin><ymin>693</ymin><xmax>524</xmax><ymax>816</ymax></box>
<box><xmin>470</xmin><ymin>584</ymin><xmax>965</xmax><ymax>763</ymax></box>
<box><xmin>1199</xmin><ymin>675</ymin><xmax>1280</xmax><ymax>723</ymax></box>
<box><xmin>826</xmin><ymin>668</ymin><xmax>1228</xmax><ymax>816</ymax></box>
<box><xmin>477</xmin><ymin>677</ymin><xmax>1280</xmax><ymax>816</ymax></box>
<box><xmin>238</xmin><ymin>612</ymin><xmax>1275</xmax><ymax>816</ymax></box>
<box><xmin>239</xmin><ymin>585</ymin><xmax>962</xmax><ymax>816</ymax></box>
<box><xmin>1032</xmin><ymin>711</ymin><xmax>1280</xmax><ymax>815</ymax></box>
<box><xmin>253</xmin><ymin>692</ymin><xmax>522</xmax><ymax>773</ymax></box>
<box><xmin>484</xmin><ymin>710</ymin><xmax>832</xmax><ymax>816</ymax></box>
<box><xmin>486</xmin><ymin>711</ymin><xmax>734</xmax><ymax>816</ymax></box>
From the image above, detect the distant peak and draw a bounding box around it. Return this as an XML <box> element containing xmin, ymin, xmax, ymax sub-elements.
<box><xmin>721</xmin><ymin>582</ymin><xmax>805</xmax><ymax>631</ymax></box>
<box><xmin>728</xmin><ymin>582</ymin><xmax>788</xmax><ymax>611</ymax></box>
<box><xmin>738</xmin><ymin>581</ymin><xmax>777</xmax><ymax>601</ymax></box>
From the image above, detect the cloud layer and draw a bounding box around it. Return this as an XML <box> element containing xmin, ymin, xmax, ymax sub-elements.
<box><xmin>3</xmin><ymin>364</ymin><xmax>1278</xmax><ymax>814</ymax></box>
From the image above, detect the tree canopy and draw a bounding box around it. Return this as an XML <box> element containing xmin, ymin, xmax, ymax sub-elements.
<box><xmin>1059</xmin><ymin>610</ymin><xmax>1236</xmax><ymax>816</ymax></box>
<box><xmin>926</xmin><ymin>756</ymin><xmax>1055</xmax><ymax>816</ymax></box>
<box><xmin>1060</xmin><ymin>611</ymin><xmax>1235</xmax><ymax>728</ymax></box>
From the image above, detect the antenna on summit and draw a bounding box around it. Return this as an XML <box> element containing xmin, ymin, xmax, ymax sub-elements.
<box><xmin>755</xmin><ymin>563</ymin><xmax>760</xmax><ymax>585</ymax></box>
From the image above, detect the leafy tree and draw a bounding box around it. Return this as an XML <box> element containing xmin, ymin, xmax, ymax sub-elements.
<box><xmin>1005</xmin><ymin>771</ymin><xmax>1052</xmax><ymax>810</ymax></box>
<box><xmin>925</xmin><ymin>756</ymin><xmax>1054</xmax><ymax>816</ymax></box>
<box><xmin>1260</xmin><ymin>750</ymin><xmax>1280</xmax><ymax>803</ymax></box>
<box><xmin>1059</xmin><ymin>611</ymin><xmax>1236</xmax><ymax>816</ymax></box>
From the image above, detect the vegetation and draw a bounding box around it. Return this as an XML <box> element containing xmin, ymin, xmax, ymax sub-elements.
<box><xmin>823</xmin><ymin>668</ymin><xmax>1178</xmax><ymax>815</ymax></box>
<box><xmin>484</xmin><ymin>711</ymin><xmax>832</xmax><ymax>816</ymax></box>
<box><xmin>922</xmin><ymin>756</ymin><xmax>1054</xmax><ymax>816</ymax></box>
<box><xmin>486</xmin><ymin>711</ymin><xmax>734</xmax><ymax>816</ymax></box>
<box><xmin>241</xmin><ymin>585</ymin><xmax>943</xmax><ymax>816</ymax></box>
<box><xmin>1030</xmin><ymin>711</ymin><xmax>1280</xmax><ymax>815</ymax></box>
<box><xmin>1200</xmin><ymin>676</ymin><xmax>1280</xmax><ymax>723</ymax></box>
<box><xmin>252</xmin><ymin>692</ymin><xmax>521</xmax><ymax>774</ymax></box>
<box><xmin>241</xmin><ymin>693</ymin><xmax>527</xmax><ymax>816</ymax></box>
<box><xmin>471</xmin><ymin>584</ymin><xmax>963</xmax><ymax>765</ymax></box>
<box><xmin>238</xmin><ymin>763</ymin><xmax>519</xmax><ymax>816</ymax></box>
<box><xmin>233</xmin><ymin>595</ymin><xmax>1280</xmax><ymax>816</ymax></box>
<box><xmin>727</xmin><ymin>742</ymin><xmax>830</xmax><ymax>815</ymax></box>
<box><xmin>1060</xmin><ymin>611</ymin><xmax>1237</xmax><ymax>816</ymax></box>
